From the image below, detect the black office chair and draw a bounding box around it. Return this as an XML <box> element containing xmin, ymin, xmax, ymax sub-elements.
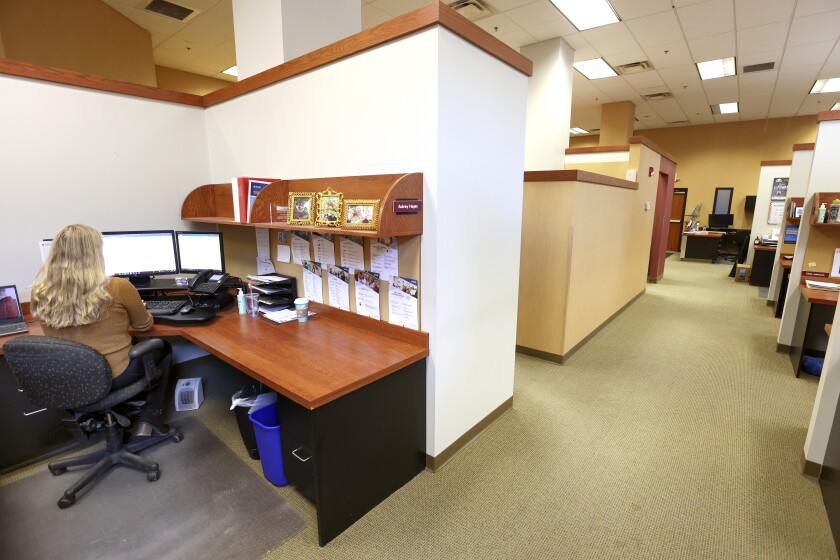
<box><xmin>3</xmin><ymin>336</ymin><xmax>182</xmax><ymax>508</ymax></box>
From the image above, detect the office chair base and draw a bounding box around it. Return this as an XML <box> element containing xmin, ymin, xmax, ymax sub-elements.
<box><xmin>49</xmin><ymin>418</ymin><xmax>182</xmax><ymax>509</ymax></box>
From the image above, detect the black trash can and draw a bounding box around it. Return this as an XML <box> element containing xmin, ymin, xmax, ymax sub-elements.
<box><xmin>232</xmin><ymin>382</ymin><xmax>268</xmax><ymax>460</ymax></box>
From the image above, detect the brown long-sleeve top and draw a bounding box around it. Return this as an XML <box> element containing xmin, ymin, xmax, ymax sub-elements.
<box><xmin>42</xmin><ymin>277</ymin><xmax>153</xmax><ymax>377</ymax></box>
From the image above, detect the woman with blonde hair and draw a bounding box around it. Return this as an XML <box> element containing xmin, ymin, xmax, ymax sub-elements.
<box><xmin>31</xmin><ymin>224</ymin><xmax>172</xmax><ymax>437</ymax></box>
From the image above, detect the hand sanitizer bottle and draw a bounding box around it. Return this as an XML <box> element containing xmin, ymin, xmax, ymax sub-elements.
<box><xmin>237</xmin><ymin>288</ymin><xmax>247</xmax><ymax>315</ymax></box>
<box><xmin>818</xmin><ymin>203</ymin><xmax>827</xmax><ymax>223</ymax></box>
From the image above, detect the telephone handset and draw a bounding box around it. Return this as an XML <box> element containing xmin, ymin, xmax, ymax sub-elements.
<box><xmin>188</xmin><ymin>269</ymin><xmax>230</xmax><ymax>295</ymax></box>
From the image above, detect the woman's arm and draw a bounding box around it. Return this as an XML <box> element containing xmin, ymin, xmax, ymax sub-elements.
<box><xmin>121</xmin><ymin>281</ymin><xmax>154</xmax><ymax>331</ymax></box>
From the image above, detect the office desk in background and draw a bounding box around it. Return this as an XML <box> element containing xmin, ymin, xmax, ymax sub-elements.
<box><xmin>790</xmin><ymin>285</ymin><xmax>838</xmax><ymax>377</ymax></box>
<box><xmin>680</xmin><ymin>231</ymin><xmax>724</xmax><ymax>262</ymax></box>
<box><xmin>0</xmin><ymin>303</ymin><xmax>429</xmax><ymax>546</ymax></box>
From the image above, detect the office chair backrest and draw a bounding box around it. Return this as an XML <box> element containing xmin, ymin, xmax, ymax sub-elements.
<box><xmin>5</xmin><ymin>336</ymin><xmax>113</xmax><ymax>410</ymax></box>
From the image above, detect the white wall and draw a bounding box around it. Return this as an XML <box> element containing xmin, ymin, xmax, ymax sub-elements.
<box><xmin>0</xmin><ymin>74</ymin><xmax>210</xmax><ymax>299</ymax></box>
<box><xmin>203</xmin><ymin>28</ymin><xmax>528</xmax><ymax>456</ymax></box>
<box><xmin>747</xmin><ymin>163</ymin><xmax>791</xmax><ymax>264</ymax></box>
<box><xmin>521</xmin><ymin>38</ymin><xmax>573</xmax><ymax>171</ymax></box>
<box><xmin>803</xmin><ymin>119</ymin><xmax>840</xmax><ymax>466</ymax></box>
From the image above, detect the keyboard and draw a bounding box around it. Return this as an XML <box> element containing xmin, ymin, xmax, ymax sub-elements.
<box><xmin>0</xmin><ymin>322</ymin><xmax>28</xmax><ymax>337</ymax></box>
<box><xmin>145</xmin><ymin>299</ymin><xmax>188</xmax><ymax>316</ymax></box>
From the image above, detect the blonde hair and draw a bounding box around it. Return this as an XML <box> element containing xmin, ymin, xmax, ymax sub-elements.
<box><xmin>30</xmin><ymin>224</ymin><xmax>112</xmax><ymax>329</ymax></box>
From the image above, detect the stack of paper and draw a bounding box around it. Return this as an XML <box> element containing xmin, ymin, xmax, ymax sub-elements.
<box><xmin>805</xmin><ymin>280</ymin><xmax>840</xmax><ymax>291</ymax></box>
<box><xmin>246</xmin><ymin>274</ymin><xmax>295</xmax><ymax>310</ymax></box>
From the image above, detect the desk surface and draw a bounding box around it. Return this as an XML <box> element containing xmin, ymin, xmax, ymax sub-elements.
<box><xmin>682</xmin><ymin>231</ymin><xmax>724</xmax><ymax>238</ymax></box>
<box><xmin>1</xmin><ymin>303</ymin><xmax>429</xmax><ymax>410</ymax></box>
<box><xmin>754</xmin><ymin>244</ymin><xmax>778</xmax><ymax>252</ymax></box>
<box><xmin>781</xmin><ymin>256</ymin><xmax>793</xmax><ymax>268</ymax></box>
<box><xmin>800</xmin><ymin>286</ymin><xmax>840</xmax><ymax>306</ymax></box>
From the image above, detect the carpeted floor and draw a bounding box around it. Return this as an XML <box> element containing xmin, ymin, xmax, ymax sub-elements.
<box><xmin>3</xmin><ymin>256</ymin><xmax>836</xmax><ymax>558</ymax></box>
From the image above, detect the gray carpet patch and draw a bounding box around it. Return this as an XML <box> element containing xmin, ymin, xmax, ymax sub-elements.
<box><xmin>0</xmin><ymin>416</ymin><xmax>304</xmax><ymax>560</ymax></box>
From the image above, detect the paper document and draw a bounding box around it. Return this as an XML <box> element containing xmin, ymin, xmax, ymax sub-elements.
<box><xmin>340</xmin><ymin>236</ymin><xmax>365</xmax><ymax>271</ymax></box>
<box><xmin>262</xmin><ymin>309</ymin><xmax>315</xmax><ymax>324</ymax></box>
<box><xmin>327</xmin><ymin>265</ymin><xmax>351</xmax><ymax>311</ymax></box>
<box><xmin>313</xmin><ymin>234</ymin><xmax>336</xmax><ymax>266</ymax></box>
<box><xmin>805</xmin><ymin>280</ymin><xmax>840</xmax><ymax>291</ymax></box>
<box><xmin>39</xmin><ymin>239</ymin><xmax>52</xmax><ymax>263</ymax></box>
<box><xmin>355</xmin><ymin>270</ymin><xmax>381</xmax><ymax>320</ymax></box>
<box><xmin>292</xmin><ymin>232</ymin><xmax>311</xmax><ymax>264</ymax></box>
<box><xmin>302</xmin><ymin>260</ymin><xmax>324</xmax><ymax>303</ymax></box>
<box><xmin>256</xmin><ymin>256</ymin><xmax>275</xmax><ymax>275</ymax></box>
<box><xmin>255</xmin><ymin>228</ymin><xmax>270</xmax><ymax>260</ymax></box>
<box><xmin>276</xmin><ymin>244</ymin><xmax>291</xmax><ymax>263</ymax></box>
<box><xmin>371</xmin><ymin>239</ymin><xmax>399</xmax><ymax>281</ymax></box>
<box><xmin>388</xmin><ymin>276</ymin><xmax>419</xmax><ymax>330</ymax></box>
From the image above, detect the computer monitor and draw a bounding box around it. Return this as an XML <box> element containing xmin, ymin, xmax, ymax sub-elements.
<box><xmin>101</xmin><ymin>230</ymin><xmax>178</xmax><ymax>286</ymax></box>
<box><xmin>708</xmin><ymin>213</ymin><xmax>734</xmax><ymax>228</ymax></box>
<box><xmin>176</xmin><ymin>231</ymin><xmax>225</xmax><ymax>273</ymax></box>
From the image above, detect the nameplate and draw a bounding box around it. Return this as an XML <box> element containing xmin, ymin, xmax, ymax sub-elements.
<box><xmin>803</xmin><ymin>271</ymin><xmax>829</xmax><ymax>278</ymax></box>
<box><xmin>393</xmin><ymin>200</ymin><xmax>422</xmax><ymax>214</ymax></box>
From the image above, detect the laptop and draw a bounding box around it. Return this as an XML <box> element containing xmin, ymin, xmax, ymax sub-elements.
<box><xmin>0</xmin><ymin>285</ymin><xmax>29</xmax><ymax>337</ymax></box>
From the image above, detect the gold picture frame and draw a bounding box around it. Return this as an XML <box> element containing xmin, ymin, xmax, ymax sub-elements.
<box><xmin>342</xmin><ymin>199</ymin><xmax>380</xmax><ymax>230</ymax></box>
<box><xmin>315</xmin><ymin>187</ymin><xmax>344</xmax><ymax>227</ymax></box>
<box><xmin>287</xmin><ymin>192</ymin><xmax>314</xmax><ymax>225</ymax></box>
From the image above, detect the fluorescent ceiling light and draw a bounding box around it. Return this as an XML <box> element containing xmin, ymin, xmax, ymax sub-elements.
<box><xmin>696</xmin><ymin>57</ymin><xmax>735</xmax><ymax>80</ymax></box>
<box><xmin>811</xmin><ymin>78</ymin><xmax>840</xmax><ymax>93</ymax></box>
<box><xmin>549</xmin><ymin>0</ymin><xmax>619</xmax><ymax>31</ymax></box>
<box><xmin>832</xmin><ymin>102</ymin><xmax>840</xmax><ymax>110</ymax></box>
<box><xmin>222</xmin><ymin>65</ymin><xmax>238</xmax><ymax>77</ymax></box>
<box><xmin>570</xmin><ymin>127</ymin><xmax>589</xmax><ymax>134</ymax></box>
<box><xmin>573</xmin><ymin>58</ymin><xmax>617</xmax><ymax>80</ymax></box>
<box><xmin>711</xmin><ymin>102</ymin><xmax>738</xmax><ymax>114</ymax></box>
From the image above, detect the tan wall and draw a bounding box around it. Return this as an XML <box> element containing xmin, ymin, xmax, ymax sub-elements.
<box><xmin>0</xmin><ymin>0</ymin><xmax>156</xmax><ymax>86</ymax></box>
<box><xmin>569</xmin><ymin>117</ymin><xmax>819</xmax><ymax>230</ymax></box>
<box><xmin>155</xmin><ymin>66</ymin><xmax>231</xmax><ymax>96</ymax></box>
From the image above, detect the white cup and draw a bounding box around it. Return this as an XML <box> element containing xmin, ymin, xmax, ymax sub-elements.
<box><xmin>294</xmin><ymin>297</ymin><xmax>309</xmax><ymax>323</ymax></box>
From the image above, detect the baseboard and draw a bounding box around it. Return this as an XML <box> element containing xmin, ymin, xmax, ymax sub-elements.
<box><xmin>767</xmin><ymin>300</ymin><xmax>776</xmax><ymax>307</ymax></box>
<box><xmin>517</xmin><ymin>290</ymin><xmax>646</xmax><ymax>366</ymax></box>
<box><xmin>647</xmin><ymin>274</ymin><xmax>662</xmax><ymax>284</ymax></box>
<box><xmin>777</xmin><ymin>343</ymin><xmax>792</xmax><ymax>354</ymax></box>
<box><xmin>425</xmin><ymin>397</ymin><xmax>513</xmax><ymax>472</ymax></box>
<box><xmin>801</xmin><ymin>450</ymin><xmax>823</xmax><ymax>480</ymax></box>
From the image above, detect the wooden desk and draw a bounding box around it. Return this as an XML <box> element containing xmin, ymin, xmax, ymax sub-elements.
<box><xmin>1</xmin><ymin>304</ymin><xmax>429</xmax><ymax>546</ymax></box>
<box><xmin>791</xmin><ymin>286</ymin><xmax>838</xmax><ymax>377</ymax></box>
<box><xmin>680</xmin><ymin>231</ymin><xmax>724</xmax><ymax>261</ymax></box>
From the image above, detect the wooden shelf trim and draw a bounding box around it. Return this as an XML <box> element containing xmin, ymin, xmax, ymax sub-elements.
<box><xmin>809</xmin><ymin>192</ymin><xmax>840</xmax><ymax>225</ymax></box>
<box><xmin>183</xmin><ymin>173</ymin><xmax>423</xmax><ymax>238</ymax></box>
<box><xmin>0</xmin><ymin>57</ymin><xmax>204</xmax><ymax>107</ymax></box>
<box><xmin>523</xmin><ymin>169</ymin><xmax>638</xmax><ymax>190</ymax></box>
<box><xmin>817</xmin><ymin>110</ymin><xmax>840</xmax><ymax>123</ymax></box>
<box><xmin>760</xmin><ymin>160</ymin><xmax>792</xmax><ymax>166</ymax></box>
<box><xmin>793</xmin><ymin>143</ymin><xmax>816</xmax><ymax>151</ymax></box>
<box><xmin>800</xmin><ymin>285</ymin><xmax>839</xmax><ymax>306</ymax></box>
<box><xmin>565</xmin><ymin>145</ymin><xmax>630</xmax><ymax>155</ymax></box>
<box><xmin>204</xmin><ymin>2</ymin><xmax>531</xmax><ymax>107</ymax></box>
<box><xmin>754</xmin><ymin>245</ymin><xmax>777</xmax><ymax>252</ymax></box>
<box><xmin>629</xmin><ymin>136</ymin><xmax>678</xmax><ymax>164</ymax></box>
<box><xmin>0</xmin><ymin>4</ymin><xmax>531</xmax><ymax>110</ymax></box>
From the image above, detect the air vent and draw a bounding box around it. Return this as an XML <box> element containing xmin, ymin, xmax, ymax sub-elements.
<box><xmin>616</xmin><ymin>61</ymin><xmax>653</xmax><ymax>75</ymax></box>
<box><xmin>668</xmin><ymin>121</ymin><xmax>690</xmax><ymax>126</ymax></box>
<box><xmin>145</xmin><ymin>0</ymin><xmax>196</xmax><ymax>22</ymax></box>
<box><xmin>448</xmin><ymin>0</ymin><xmax>494</xmax><ymax>21</ymax></box>
<box><xmin>743</xmin><ymin>61</ymin><xmax>775</xmax><ymax>74</ymax></box>
<box><xmin>643</xmin><ymin>92</ymin><xmax>673</xmax><ymax>101</ymax></box>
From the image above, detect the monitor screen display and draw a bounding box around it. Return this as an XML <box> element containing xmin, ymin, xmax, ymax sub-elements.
<box><xmin>176</xmin><ymin>231</ymin><xmax>225</xmax><ymax>273</ymax></box>
<box><xmin>0</xmin><ymin>285</ymin><xmax>24</xmax><ymax>324</ymax></box>
<box><xmin>708</xmin><ymin>214</ymin><xmax>734</xmax><ymax>228</ymax></box>
<box><xmin>101</xmin><ymin>230</ymin><xmax>178</xmax><ymax>279</ymax></box>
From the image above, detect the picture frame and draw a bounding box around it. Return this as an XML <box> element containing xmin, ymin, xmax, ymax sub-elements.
<box><xmin>315</xmin><ymin>187</ymin><xmax>344</xmax><ymax>227</ymax></box>
<box><xmin>287</xmin><ymin>192</ymin><xmax>314</xmax><ymax>225</ymax></box>
<box><xmin>343</xmin><ymin>199</ymin><xmax>380</xmax><ymax>230</ymax></box>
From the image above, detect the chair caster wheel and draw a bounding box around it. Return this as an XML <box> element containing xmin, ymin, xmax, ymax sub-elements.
<box><xmin>58</xmin><ymin>496</ymin><xmax>75</xmax><ymax>509</ymax></box>
<box><xmin>49</xmin><ymin>465</ymin><xmax>67</xmax><ymax>476</ymax></box>
<box><xmin>171</xmin><ymin>431</ymin><xmax>184</xmax><ymax>443</ymax></box>
<box><xmin>147</xmin><ymin>469</ymin><xmax>160</xmax><ymax>482</ymax></box>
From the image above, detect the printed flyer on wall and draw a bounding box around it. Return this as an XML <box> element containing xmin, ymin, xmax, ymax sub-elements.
<box><xmin>327</xmin><ymin>265</ymin><xmax>351</xmax><ymax>311</ymax></box>
<box><xmin>302</xmin><ymin>260</ymin><xmax>324</xmax><ymax>303</ymax></box>
<box><xmin>355</xmin><ymin>270</ymin><xmax>380</xmax><ymax>320</ymax></box>
<box><xmin>388</xmin><ymin>276</ymin><xmax>419</xmax><ymax>330</ymax></box>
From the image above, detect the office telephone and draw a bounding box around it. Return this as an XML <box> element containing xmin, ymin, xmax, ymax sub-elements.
<box><xmin>188</xmin><ymin>269</ymin><xmax>230</xmax><ymax>294</ymax></box>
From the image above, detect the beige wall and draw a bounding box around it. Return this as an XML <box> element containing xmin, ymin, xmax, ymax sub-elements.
<box><xmin>155</xmin><ymin>66</ymin><xmax>231</xmax><ymax>96</ymax></box>
<box><xmin>0</xmin><ymin>0</ymin><xmax>156</xmax><ymax>86</ymax></box>
<box><xmin>569</xmin><ymin>117</ymin><xmax>819</xmax><ymax>230</ymax></box>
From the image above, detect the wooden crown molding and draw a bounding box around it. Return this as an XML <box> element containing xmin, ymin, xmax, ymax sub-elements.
<box><xmin>817</xmin><ymin>110</ymin><xmax>840</xmax><ymax>122</ymax></box>
<box><xmin>565</xmin><ymin>145</ymin><xmax>630</xmax><ymax>154</ymax></box>
<box><xmin>629</xmin><ymin>135</ymin><xmax>678</xmax><ymax>164</ymax></box>
<box><xmin>792</xmin><ymin>143</ymin><xmax>815</xmax><ymax>151</ymax></box>
<box><xmin>760</xmin><ymin>160</ymin><xmax>792</xmax><ymax>166</ymax></box>
<box><xmin>0</xmin><ymin>3</ymin><xmax>531</xmax><ymax>109</ymax></box>
<box><xmin>524</xmin><ymin>169</ymin><xmax>638</xmax><ymax>190</ymax></box>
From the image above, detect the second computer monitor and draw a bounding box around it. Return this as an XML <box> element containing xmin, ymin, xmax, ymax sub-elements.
<box><xmin>176</xmin><ymin>231</ymin><xmax>225</xmax><ymax>273</ymax></box>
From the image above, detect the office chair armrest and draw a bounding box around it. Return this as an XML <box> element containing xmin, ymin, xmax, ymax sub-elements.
<box><xmin>128</xmin><ymin>338</ymin><xmax>164</xmax><ymax>359</ymax></box>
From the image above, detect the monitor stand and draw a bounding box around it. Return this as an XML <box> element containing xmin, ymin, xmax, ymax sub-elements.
<box><xmin>128</xmin><ymin>275</ymin><xmax>152</xmax><ymax>288</ymax></box>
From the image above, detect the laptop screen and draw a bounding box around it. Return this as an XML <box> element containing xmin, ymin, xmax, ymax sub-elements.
<box><xmin>0</xmin><ymin>285</ymin><xmax>25</xmax><ymax>325</ymax></box>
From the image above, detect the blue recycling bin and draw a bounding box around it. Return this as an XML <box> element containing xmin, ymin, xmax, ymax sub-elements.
<box><xmin>248</xmin><ymin>403</ymin><xmax>289</xmax><ymax>486</ymax></box>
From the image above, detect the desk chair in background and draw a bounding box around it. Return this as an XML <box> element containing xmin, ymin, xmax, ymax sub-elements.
<box><xmin>719</xmin><ymin>230</ymin><xmax>751</xmax><ymax>263</ymax></box>
<box><xmin>4</xmin><ymin>336</ymin><xmax>182</xmax><ymax>508</ymax></box>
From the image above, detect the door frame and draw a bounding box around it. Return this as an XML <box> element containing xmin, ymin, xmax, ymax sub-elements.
<box><xmin>671</xmin><ymin>187</ymin><xmax>688</xmax><ymax>252</ymax></box>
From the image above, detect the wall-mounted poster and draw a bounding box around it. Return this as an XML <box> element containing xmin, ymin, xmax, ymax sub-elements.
<box><xmin>768</xmin><ymin>201</ymin><xmax>785</xmax><ymax>225</ymax></box>
<box><xmin>771</xmin><ymin>177</ymin><xmax>789</xmax><ymax>201</ymax></box>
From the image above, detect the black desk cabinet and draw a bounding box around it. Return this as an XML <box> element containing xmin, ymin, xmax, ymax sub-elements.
<box><xmin>279</xmin><ymin>359</ymin><xmax>426</xmax><ymax>546</ymax></box>
<box><xmin>750</xmin><ymin>248</ymin><xmax>775</xmax><ymax>287</ymax></box>
<box><xmin>0</xmin><ymin>357</ymin><xmax>80</xmax><ymax>473</ymax></box>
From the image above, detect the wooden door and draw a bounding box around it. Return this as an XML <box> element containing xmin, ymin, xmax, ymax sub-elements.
<box><xmin>667</xmin><ymin>189</ymin><xmax>687</xmax><ymax>252</ymax></box>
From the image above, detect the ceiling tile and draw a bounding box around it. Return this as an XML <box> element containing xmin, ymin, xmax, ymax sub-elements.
<box><xmin>671</xmin><ymin>0</ymin><xmax>708</xmax><ymax>7</ymax></box>
<box><xmin>362</xmin><ymin>4</ymin><xmax>393</xmax><ymax>28</ymax></box>
<box><xmin>622</xmin><ymin>70</ymin><xmax>667</xmax><ymax>92</ymax></box>
<box><xmin>526</xmin><ymin>18</ymin><xmax>578</xmax><ymax>42</ymax></box>
<box><xmin>603</xmin><ymin>50</ymin><xmax>648</xmax><ymax>68</ymax></box>
<box><xmin>738</xmin><ymin>49</ymin><xmax>783</xmax><ymax>69</ymax></box>
<box><xmin>734</xmin><ymin>0</ymin><xmax>796</xmax><ymax>29</ymax></box>
<box><xmin>649</xmin><ymin>98</ymin><xmax>688</xmax><ymax>121</ymax></box>
<box><xmin>643</xmin><ymin>42</ymin><xmax>694</xmax><ymax>70</ymax></box>
<box><xmin>580</xmin><ymin>22</ymin><xmax>642</xmax><ymax>56</ymax></box>
<box><xmin>713</xmin><ymin>113</ymin><xmax>741</xmax><ymax>123</ymax></box>
<box><xmin>484</xmin><ymin>0</ymin><xmax>534</xmax><ymax>10</ymax></box>
<box><xmin>676</xmin><ymin>94</ymin><xmax>713</xmax><ymax>116</ymax></box>
<box><xmin>798</xmin><ymin>95</ymin><xmax>837</xmax><ymax>115</ymax></box>
<box><xmin>562</xmin><ymin>33</ymin><xmax>591</xmax><ymax>50</ymax></box>
<box><xmin>701</xmin><ymin>75</ymin><xmax>739</xmax><ymax>104</ymax></box>
<box><xmin>739</xmin><ymin>69</ymin><xmax>779</xmax><ymax>88</ymax></box>
<box><xmin>195</xmin><ymin>38</ymin><xmax>235</xmax><ymax>65</ymax></box>
<box><xmin>368</xmin><ymin>0</ymin><xmax>428</xmax><ymax>16</ymax></box>
<box><xmin>498</xmin><ymin>28</ymin><xmax>538</xmax><ymax>49</ymax></box>
<box><xmin>505</xmin><ymin>0</ymin><xmax>564</xmax><ymax>29</ymax></box>
<box><xmin>609</xmin><ymin>0</ymin><xmax>673</xmax><ymax>21</ymax></box>
<box><xmin>573</xmin><ymin>46</ymin><xmax>601</xmax><ymax>62</ymax></box>
<box><xmin>676</xmin><ymin>0</ymin><xmax>735</xmax><ymax>40</ymax></box>
<box><xmin>794</xmin><ymin>0</ymin><xmax>840</xmax><ymax>18</ymax></box>
<box><xmin>787</xmin><ymin>10</ymin><xmax>840</xmax><ymax>47</ymax></box>
<box><xmin>103</xmin><ymin>2</ymin><xmax>134</xmax><ymax>18</ymax></box>
<box><xmin>780</xmin><ymin>41</ymin><xmax>835</xmax><ymax>69</ymax></box>
<box><xmin>659</xmin><ymin>65</ymin><xmax>704</xmax><ymax>93</ymax></box>
<box><xmin>821</xmin><ymin>59</ymin><xmax>840</xmax><ymax>76</ymax></box>
<box><xmin>688</xmin><ymin>32</ymin><xmax>736</xmax><ymax>61</ymax></box>
<box><xmin>475</xmin><ymin>13</ymin><xmax>523</xmax><ymax>37</ymax></box>
<box><xmin>736</xmin><ymin>22</ymin><xmax>789</xmax><ymax>56</ymax></box>
<box><xmin>192</xmin><ymin>1</ymin><xmax>234</xmax><ymax>37</ymax></box>
<box><xmin>625</xmin><ymin>10</ymin><xmax>684</xmax><ymax>49</ymax></box>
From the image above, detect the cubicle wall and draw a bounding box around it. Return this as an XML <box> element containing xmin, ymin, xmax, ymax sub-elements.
<box><xmin>746</xmin><ymin>162</ymin><xmax>792</xmax><ymax>265</ymax></box>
